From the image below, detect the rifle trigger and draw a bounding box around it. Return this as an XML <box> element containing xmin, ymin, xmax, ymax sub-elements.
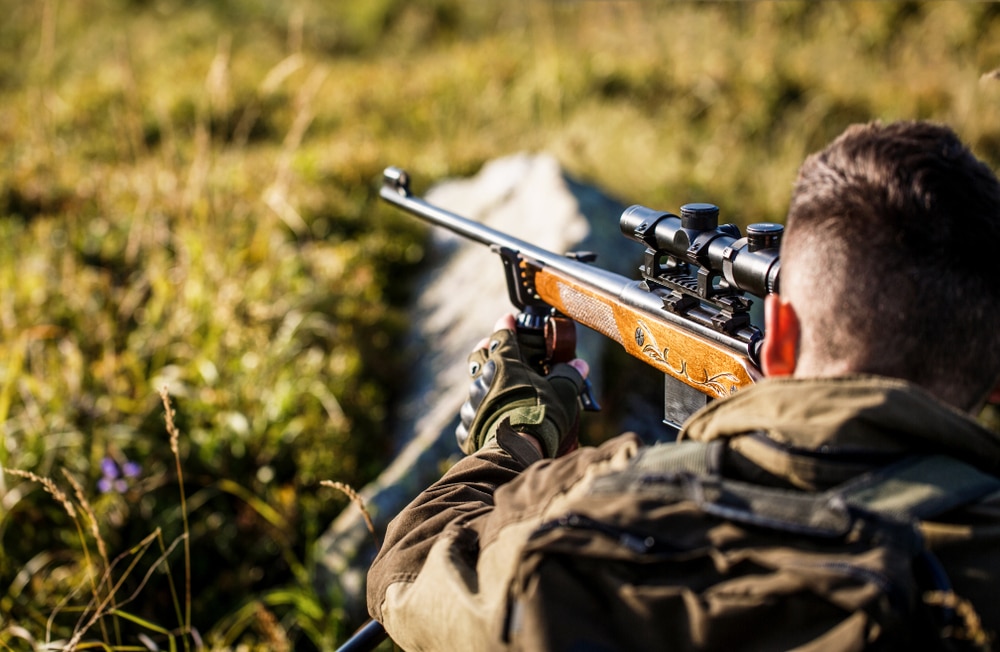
<box><xmin>580</xmin><ymin>378</ymin><xmax>601</xmax><ymax>412</ymax></box>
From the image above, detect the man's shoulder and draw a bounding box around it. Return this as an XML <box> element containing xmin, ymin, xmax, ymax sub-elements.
<box><xmin>508</xmin><ymin>445</ymin><xmax>1000</xmax><ymax>650</ymax></box>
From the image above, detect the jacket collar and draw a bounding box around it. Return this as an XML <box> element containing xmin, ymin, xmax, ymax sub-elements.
<box><xmin>679</xmin><ymin>375</ymin><xmax>1000</xmax><ymax>488</ymax></box>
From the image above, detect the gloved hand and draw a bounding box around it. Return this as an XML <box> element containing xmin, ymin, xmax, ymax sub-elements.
<box><xmin>455</xmin><ymin>324</ymin><xmax>585</xmax><ymax>458</ymax></box>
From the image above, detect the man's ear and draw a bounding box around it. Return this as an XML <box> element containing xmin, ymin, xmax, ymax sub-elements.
<box><xmin>761</xmin><ymin>293</ymin><xmax>800</xmax><ymax>378</ymax></box>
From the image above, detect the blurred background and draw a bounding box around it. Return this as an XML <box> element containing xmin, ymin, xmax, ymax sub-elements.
<box><xmin>2</xmin><ymin>1</ymin><xmax>999</xmax><ymax>649</ymax></box>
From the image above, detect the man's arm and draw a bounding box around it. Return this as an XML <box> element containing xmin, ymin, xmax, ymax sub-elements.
<box><xmin>366</xmin><ymin>424</ymin><xmax>540</xmax><ymax>620</ymax></box>
<box><xmin>364</xmin><ymin>316</ymin><xmax>591</xmax><ymax>649</ymax></box>
<box><xmin>367</xmin><ymin>421</ymin><xmax>639</xmax><ymax>650</ymax></box>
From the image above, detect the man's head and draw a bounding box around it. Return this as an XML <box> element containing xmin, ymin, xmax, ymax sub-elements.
<box><xmin>763</xmin><ymin>120</ymin><xmax>1000</xmax><ymax>411</ymax></box>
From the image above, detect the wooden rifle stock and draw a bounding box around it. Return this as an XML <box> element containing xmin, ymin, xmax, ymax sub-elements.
<box><xmin>533</xmin><ymin>265</ymin><xmax>761</xmax><ymax>400</ymax></box>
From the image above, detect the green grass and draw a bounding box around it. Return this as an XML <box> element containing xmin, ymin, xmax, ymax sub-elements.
<box><xmin>2</xmin><ymin>1</ymin><xmax>1000</xmax><ymax>649</ymax></box>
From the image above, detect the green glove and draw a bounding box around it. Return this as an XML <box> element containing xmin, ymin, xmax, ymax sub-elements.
<box><xmin>455</xmin><ymin>328</ymin><xmax>584</xmax><ymax>458</ymax></box>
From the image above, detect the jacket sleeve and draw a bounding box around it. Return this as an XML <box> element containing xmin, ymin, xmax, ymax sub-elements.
<box><xmin>366</xmin><ymin>424</ymin><xmax>639</xmax><ymax>651</ymax></box>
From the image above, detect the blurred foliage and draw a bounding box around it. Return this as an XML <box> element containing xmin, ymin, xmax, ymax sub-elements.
<box><xmin>1</xmin><ymin>0</ymin><xmax>1000</xmax><ymax>649</ymax></box>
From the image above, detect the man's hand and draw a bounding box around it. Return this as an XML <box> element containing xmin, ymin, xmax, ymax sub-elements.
<box><xmin>455</xmin><ymin>314</ymin><xmax>588</xmax><ymax>458</ymax></box>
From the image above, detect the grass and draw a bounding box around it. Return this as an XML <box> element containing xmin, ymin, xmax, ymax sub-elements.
<box><xmin>2</xmin><ymin>1</ymin><xmax>1000</xmax><ymax>649</ymax></box>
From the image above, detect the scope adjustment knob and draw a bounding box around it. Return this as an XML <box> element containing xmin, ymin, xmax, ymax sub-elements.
<box><xmin>746</xmin><ymin>223</ymin><xmax>783</xmax><ymax>252</ymax></box>
<box><xmin>680</xmin><ymin>203</ymin><xmax>719</xmax><ymax>231</ymax></box>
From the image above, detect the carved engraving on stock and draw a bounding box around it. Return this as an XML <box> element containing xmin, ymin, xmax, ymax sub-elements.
<box><xmin>534</xmin><ymin>269</ymin><xmax>754</xmax><ymax>398</ymax></box>
<box><xmin>633</xmin><ymin>319</ymin><xmax>743</xmax><ymax>398</ymax></box>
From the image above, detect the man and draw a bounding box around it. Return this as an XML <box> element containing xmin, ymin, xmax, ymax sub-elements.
<box><xmin>366</xmin><ymin>121</ymin><xmax>1000</xmax><ymax>650</ymax></box>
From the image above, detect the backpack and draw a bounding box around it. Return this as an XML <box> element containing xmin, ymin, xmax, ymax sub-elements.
<box><xmin>503</xmin><ymin>441</ymin><xmax>1000</xmax><ymax>651</ymax></box>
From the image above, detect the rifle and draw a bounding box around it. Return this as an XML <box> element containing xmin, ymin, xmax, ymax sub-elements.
<box><xmin>335</xmin><ymin>166</ymin><xmax>782</xmax><ymax>651</ymax></box>
<box><xmin>380</xmin><ymin>166</ymin><xmax>781</xmax><ymax>427</ymax></box>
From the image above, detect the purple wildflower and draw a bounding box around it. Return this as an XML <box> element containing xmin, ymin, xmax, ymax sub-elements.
<box><xmin>101</xmin><ymin>457</ymin><xmax>117</xmax><ymax>478</ymax></box>
<box><xmin>122</xmin><ymin>461</ymin><xmax>141</xmax><ymax>478</ymax></box>
<box><xmin>98</xmin><ymin>456</ymin><xmax>140</xmax><ymax>494</ymax></box>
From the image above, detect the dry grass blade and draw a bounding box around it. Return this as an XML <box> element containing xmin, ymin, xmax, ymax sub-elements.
<box><xmin>322</xmin><ymin>481</ymin><xmax>380</xmax><ymax>551</ymax></box>
<box><xmin>65</xmin><ymin>528</ymin><xmax>187</xmax><ymax>650</ymax></box>
<box><xmin>159</xmin><ymin>387</ymin><xmax>192</xmax><ymax>642</ymax></box>
<box><xmin>161</xmin><ymin>386</ymin><xmax>180</xmax><ymax>457</ymax></box>
<box><xmin>60</xmin><ymin>468</ymin><xmax>117</xmax><ymax>645</ymax></box>
<box><xmin>254</xmin><ymin>602</ymin><xmax>290</xmax><ymax>652</ymax></box>
<box><xmin>3</xmin><ymin>468</ymin><xmax>122</xmax><ymax>647</ymax></box>
<box><xmin>61</xmin><ymin>469</ymin><xmax>108</xmax><ymax>565</ymax></box>
<box><xmin>4</xmin><ymin>468</ymin><xmax>76</xmax><ymax>519</ymax></box>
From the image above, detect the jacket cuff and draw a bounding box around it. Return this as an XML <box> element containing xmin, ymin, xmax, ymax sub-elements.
<box><xmin>491</xmin><ymin>418</ymin><xmax>545</xmax><ymax>467</ymax></box>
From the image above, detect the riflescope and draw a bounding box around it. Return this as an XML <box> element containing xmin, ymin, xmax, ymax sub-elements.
<box><xmin>620</xmin><ymin>203</ymin><xmax>781</xmax><ymax>337</ymax></box>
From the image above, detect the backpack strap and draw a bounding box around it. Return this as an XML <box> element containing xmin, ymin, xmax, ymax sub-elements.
<box><xmin>614</xmin><ymin>442</ymin><xmax>867</xmax><ymax>539</ymax></box>
<box><xmin>836</xmin><ymin>455</ymin><xmax>1000</xmax><ymax>522</ymax></box>
<box><xmin>631</xmin><ymin>439</ymin><xmax>726</xmax><ymax>476</ymax></box>
<box><xmin>629</xmin><ymin>442</ymin><xmax>1000</xmax><ymax>527</ymax></box>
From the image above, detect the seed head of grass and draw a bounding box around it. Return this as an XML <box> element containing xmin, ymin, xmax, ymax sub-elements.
<box><xmin>5</xmin><ymin>468</ymin><xmax>76</xmax><ymax>520</ymax></box>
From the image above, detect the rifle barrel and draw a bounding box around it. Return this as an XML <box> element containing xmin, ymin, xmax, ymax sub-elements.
<box><xmin>380</xmin><ymin>167</ymin><xmax>629</xmax><ymax>299</ymax></box>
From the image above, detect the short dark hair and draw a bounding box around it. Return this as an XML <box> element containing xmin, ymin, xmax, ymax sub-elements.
<box><xmin>782</xmin><ymin>120</ymin><xmax>1000</xmax><ymax>409</ymax></box>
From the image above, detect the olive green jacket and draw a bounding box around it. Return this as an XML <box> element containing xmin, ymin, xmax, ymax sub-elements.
<box><xmin>367</xmin><ymin>376</ymin><xmax>1000</xmax><ymax>650</ymax></box>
